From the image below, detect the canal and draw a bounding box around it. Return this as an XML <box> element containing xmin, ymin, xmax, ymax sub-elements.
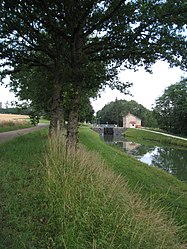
<box><xmin>101</xmin><ymin>134</ymin><xmax>187</xmax><ymax>182</ymax></box>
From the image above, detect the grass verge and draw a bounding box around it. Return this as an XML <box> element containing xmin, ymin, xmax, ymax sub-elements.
<box><xmin>45</xmin><ymin>134</ymin><xmax>184</xmax><ymax>248</ymax></box>
<box><xmin>1</xmin><ymin>127</ymin><xmax>187</xmax><ymax>248</ymax></box>
<box><xmin>0</xmin><ymin>129</ymin><xmax>51</xmax><ymax>249</ymax></box>
<box><xmin>124</xmin><ymin>128</ymin><xmax>187</xmax><ymax>148</ymax></box>
<box><xmin>79</xmin><ymin>127</ymin><xmax>187</xmax><ymax>240</ymax></box>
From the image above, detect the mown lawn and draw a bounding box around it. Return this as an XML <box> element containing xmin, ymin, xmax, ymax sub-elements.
<box><xmin>79</xmin><ymin>127</ymin><xmax>187</xmax><ymax>240</ymax></box>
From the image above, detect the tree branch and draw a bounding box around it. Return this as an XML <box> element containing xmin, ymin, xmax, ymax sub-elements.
<box><xmin>84</xmin><ymin>0</ymin><xmax>126</xmax><ymax>36</ymax></box>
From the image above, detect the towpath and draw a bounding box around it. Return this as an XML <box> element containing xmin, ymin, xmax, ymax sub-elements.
<box><xmin>0</xmin><ymin>124</ymin><xmax>48</xmax><ymax>144</ymax></box>
<box><xmin>140</xmin><ymin>128</ymin><xmax>187</xmax><ymax>141</ymax></box>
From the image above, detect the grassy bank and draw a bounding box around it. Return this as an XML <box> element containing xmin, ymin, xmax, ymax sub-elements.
<box><xmin>1</xmin><ymin>128</ymin><xmax>187</xmax><ymax>248</ymax></box>
<box><xmin>79</xmin><ymin>127</ymin><xmax>187</xmax><ymax>240</ymax></box>
<box><xmin>124</xmin><ymin>128</ymin><xmax>187</xmax><ymax>148</ymax></box>
<box><xmin>43</xmin><ymin>135</ymin><xmax>184</xmax><ymax>248</ymax></box>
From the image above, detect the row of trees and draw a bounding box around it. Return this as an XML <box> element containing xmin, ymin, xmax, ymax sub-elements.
<box><xmin>153</xmin><ymin>78</ymin><xmax>187</xmax><ymax>136</ymax></box>
<box><xmin>0</xmin><ymin>99</ymin><xmax>94</xmax><ymax>125</ymax></box>
<box><xmin>0</xmin><ymin>107</ymin><xmax>29</xmax><ymax>115</ymax></box>
<box><xmin>1</xmin><ymin>0</ymin><xmax>187</xmax><ymax>148</ymax></box>
<box><xmin>96</xmin><ymin>99</ymin><xmax>158</xmax><ymax>127</ymax></box>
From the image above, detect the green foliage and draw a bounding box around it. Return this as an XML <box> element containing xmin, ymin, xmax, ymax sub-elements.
<box><xmin>97</xmin><ymin>99</ymin><xmax>158</xmax><ymax>127</ymax></box>
<box><xmin>78</xmin><ymin>98</ymin><xmax>95</xmax><ymax>123</ymax></box>
<box><xmin>0</xmin><ymin>107</ymin><xmax>30</xmax><ymax>115</ymax></box>
<box><xmin>29</xmin><ymin>111</ymin><xmax>40</xmax><ymax>126</ymax></box>
<box><xmin>1</xmin><ymin>0</ymin><xmax>187</xmax><ymax>144</ymax></box>
<box><xmin>153</xmin><ymin>78</ymin><xmax>187</xmax><ymax>136</ymax></box>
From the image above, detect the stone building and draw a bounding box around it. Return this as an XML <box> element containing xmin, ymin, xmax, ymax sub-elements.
<box><xmin>123</xmin><ymin>112</ymin><xmax>141</xmax><ymax>128</ymax></box>
<box><xmin>0</xmin><ymin>102</ymin><xmax>2</xmax><ymax>109</ymax></box>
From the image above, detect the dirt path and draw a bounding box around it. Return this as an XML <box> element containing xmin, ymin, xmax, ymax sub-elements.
<box><xmin>0</xmin><ymin>124</ymin><xmax>48</xmax><ymax>144</ymax></box>
<box><xmin>140</xmin><ymin>128</ymin><xmax>187</xmax><ymax>141</ymax></box>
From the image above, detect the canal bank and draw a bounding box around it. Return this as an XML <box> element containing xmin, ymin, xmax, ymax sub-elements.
<box><xmin>104</xmin><ymin>134</ymin><xmax>187</xmax><ymax>182</ymax></box>
<box><xmin>125</xmin><ymin>128</ymin><xmax>187</xmax><ymax>148</ymax></box>
<box><xmin>79</xmin><ymin>126</ymin><xmax>187</xmax><ymax>240</ymax></box>
<box><xmin>140</xmin><ymin>128</ymin><xmax>187</xmax><ymax>141</ymax></box>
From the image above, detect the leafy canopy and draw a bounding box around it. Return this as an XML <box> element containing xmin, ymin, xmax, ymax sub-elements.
<box><xmin>97</xmin><ymin>98</ymin><xmax>158</xmax><ymax>127</ymax></box>
<box><xmin>153</xmin><ymin>78</ymin><xmax>187</xmax><ymax>135</ymax></box>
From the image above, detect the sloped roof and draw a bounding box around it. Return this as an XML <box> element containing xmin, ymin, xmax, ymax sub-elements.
<box><xmin>124</xmin><ymin>112</ymin><xmax>141</xmax><ymax>121</ymax></box>
<box><xmin>129</xmin><ymin>121</ymin><xmax>136</xmax><ymax>124</ymax></box>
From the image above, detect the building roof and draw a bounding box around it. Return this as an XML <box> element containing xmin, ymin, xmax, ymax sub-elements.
<box><xmin>129</xmin><ymin>121</ymin><xmax>136</xmax><ymax>124</ymax></box>
<box><xmin>124</xmin><ymin>112</ymin><xmax>141</xmax><ymax>121</ymax></box>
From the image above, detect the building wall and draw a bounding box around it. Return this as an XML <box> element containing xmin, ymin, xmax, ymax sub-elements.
<box><xmin>123</xmin><ymin>113</ymin><xmax>141</xmax><ymax>128</ymax></box>
<box><xmin>0</xmin><ymin>102</ymin><xmax>2</xmax><ymax>109</ymax></box>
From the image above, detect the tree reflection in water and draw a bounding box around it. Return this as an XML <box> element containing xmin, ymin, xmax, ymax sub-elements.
<box><xmin>102</xmin><ymin>134</ymin><xmax>187</xmax><ymax>182</ymax></box>
<box><xmin>151</xmin><ymin>147</ymin><xmax>187</xmax><ymax>182</ymax></box>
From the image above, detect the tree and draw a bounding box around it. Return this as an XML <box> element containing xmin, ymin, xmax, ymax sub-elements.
<box><xmin>97</xmin><ymin>99</ymin><xmax>158</xmax><ymax>127</ymax></box>
<box><xmin>153</xmin><ymin>78</ymin><xmax>187</xmax><ymax>135</ymax></box>
<box><xmin>1</xmin><ymin>0</ymin><xmax>187</xmax><ymax>147</ymax></box>
<box><xmin>8</xmin><ymin>56</ymin><xmax>119</xmax><ymax>139</ymax></box>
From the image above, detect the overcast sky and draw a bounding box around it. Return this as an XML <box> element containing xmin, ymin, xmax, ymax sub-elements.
<box><xmin>0</xmin><ymin>61</ymin><xmax>187</xmax><ymax>111</ymax></box>
<box><xmin>91</xmin><ymin>61</ymin><xmax>187</xmax><ymax>112</ymax></box>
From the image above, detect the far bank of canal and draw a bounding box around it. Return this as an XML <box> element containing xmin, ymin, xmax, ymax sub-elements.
<box><xmin>101</xmin><ymin>130</ymin><xmax>187</xmax><ymax>182</ymax></box>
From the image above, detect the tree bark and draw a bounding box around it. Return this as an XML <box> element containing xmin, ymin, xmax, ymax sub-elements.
<box><xmin>66</xmin><ymin>93</ymin><xmax>80</xmax><ymax>150</ymax></box>
<box><xmin>49</xmin><ymin>83</ymin><xmax>62</xmax><ymax>137</ymax></box>
<box><xmin>58</xmin><ymin>101</ymin><xmax>66</xmax><ymax>135</ymax></box>
<box><xmin>66</xmin><ymin>30</ymin><xmax>84</xmax><ymax>150</ymax></box>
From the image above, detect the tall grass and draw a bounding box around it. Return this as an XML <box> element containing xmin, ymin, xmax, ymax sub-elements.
<box><xmin>44</xmin><ymin>134</ymin><xmax>184</xmax><ymax>248</ymax></box>
<box><xmin>0</xmin><ymin>119</ymin><xmax>32</xmax><ymax>132</ymax></box>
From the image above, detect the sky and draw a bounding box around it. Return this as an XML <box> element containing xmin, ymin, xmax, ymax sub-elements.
<box><xmin>91</xmin><ymin>61</ymin><xmax>187</xmax><ymax>112</ymax></box>
<box><xmin>0</xmin><ymin>61</ymin><xmax>187</xmax><ymax>111</ymax></box>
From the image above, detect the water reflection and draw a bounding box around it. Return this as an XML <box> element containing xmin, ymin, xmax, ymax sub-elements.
<box><xmin>102</xmin><ymin>134</ymin><xmax>187</xmax><ymax>182</ymax></box>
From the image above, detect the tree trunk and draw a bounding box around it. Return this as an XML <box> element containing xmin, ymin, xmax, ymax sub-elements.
<box><xmin>67</xmin><ymin>31</ymin><xmax>83</xmax><ymax>150</ymax></box>
<box><xmin>66</xmin><ymin>93</ymin><xmax>80</xmax><ymax>150</ymax></box>
<box><xmin>49</xmin><ymin>84</ymin><xmax>62</xmax><ymax>137</ymax></box>
<box><xmin>58</xmin><ymin>102</ymin><xmax>66</xmax><ymax>135</ymax></box>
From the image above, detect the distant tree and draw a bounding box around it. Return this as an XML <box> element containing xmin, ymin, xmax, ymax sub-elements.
<box><xmin>97</xmin><ymin>99</ymin><xmax>157</xmax><ymax>127</ymax></box>
<box><xmin>79</xmin><ymin>98</ymin><xmax>95</xmax><ymax>123</ymax></box>
<box><xmin>153</xmin><ymin>78</ymin><xmax>187</xmax><ymax>135</ymax></box>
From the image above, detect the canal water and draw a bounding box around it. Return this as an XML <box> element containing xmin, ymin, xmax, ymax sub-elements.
<box><xmin>101</xmin><ymin>134</ymin><xmax>187</xmax><ymax>182</ymax></box>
